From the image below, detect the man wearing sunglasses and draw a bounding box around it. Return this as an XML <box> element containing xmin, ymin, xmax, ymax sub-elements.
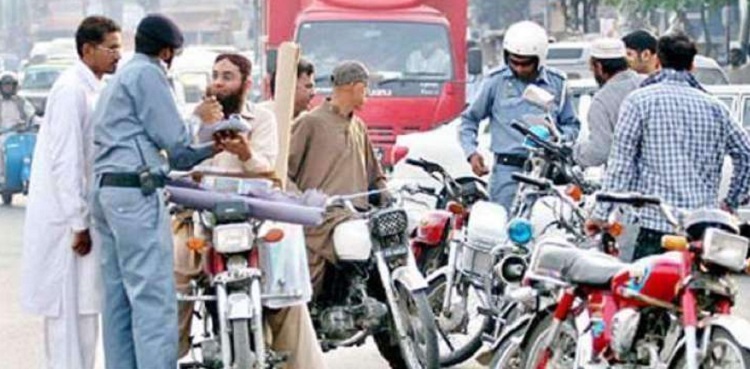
<box><xmin>459</xmin><ymin>20</ymin><xmax>580</xmax><ymax>210</ymax></box>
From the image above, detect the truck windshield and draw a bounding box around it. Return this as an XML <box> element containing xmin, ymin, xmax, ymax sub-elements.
<box><xmin>298</xmin><ymin>21</ymin><xmax>453</xmax><ymax>89</ymax></box>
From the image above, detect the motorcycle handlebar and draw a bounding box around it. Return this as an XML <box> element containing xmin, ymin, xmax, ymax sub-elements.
<box><xmin>511</xmin><ymin>173</ymin><xmax>552</xmax><ymax>190</ymax></box>
<box><xmin>510</xmin><ymin>121</ymin><xmax>565</xmax><ymax>156</ymax></box>
<box><xmin>405</xmin><ymin>157</ymin><xmax>445</xmax><ymax>176</ymax></box>
<box><xmin>595</xmin><ymin>192</ymin><xmax>662</xmax><ymax>207</ymax></box>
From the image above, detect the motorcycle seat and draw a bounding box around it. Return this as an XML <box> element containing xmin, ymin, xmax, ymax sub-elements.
<box><xmin>532</xmin><ymin>243</ymin><xmax>626</xmax><ymax>289</ymax></box>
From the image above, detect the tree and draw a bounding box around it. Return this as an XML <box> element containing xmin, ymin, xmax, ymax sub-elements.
<box><xmin>473</xmin><ymin>0</ymin><xmax>528</xmax><ymax>30</ymax></box>
<box><xmin>606</xmin><ymin>0</ymin><xmax>727</xmax><ymax>57</ymax></box>
<box><xmin>558</xmin><ymin>0</ymin><xmax>601</xmax><ymax>34</ymax></box>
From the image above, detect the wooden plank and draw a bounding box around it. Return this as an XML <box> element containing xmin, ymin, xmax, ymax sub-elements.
<box><xmin>272</xmin><ymin>42</ymin><xmax>300</xmax><ymax>190</ymax></box>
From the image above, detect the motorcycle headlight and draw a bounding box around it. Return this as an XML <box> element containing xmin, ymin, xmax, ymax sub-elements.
<box><xmin>702</xmin><ymin>228</ymin><xmax>748</xmax><ymax>272</ymax></box>
<box><xmin>508</xmin><ymin>218</ymin><xmax>533</xmax><ymax>245</ymax></box>
<box><xmin>213</xmin><ymin>223</ymin><xmax>254</xmax><ymax>254</ymax></box>
<box><xmin>371</xmin><ymin>209</ymin><xmax>408</xmax><ymax>238</ymax></box>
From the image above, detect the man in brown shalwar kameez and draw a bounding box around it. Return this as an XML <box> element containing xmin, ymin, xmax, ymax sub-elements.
<box><xmin>287</xmin><ymin>60</ymin><xmax>387</xmax><ymax>295</ymax></box>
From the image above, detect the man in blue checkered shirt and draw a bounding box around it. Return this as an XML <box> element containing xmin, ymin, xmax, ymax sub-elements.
<box><xmin>595</xmin><ymin>32</ymin><xmax>750</xmax><ymax>260</ymax></box>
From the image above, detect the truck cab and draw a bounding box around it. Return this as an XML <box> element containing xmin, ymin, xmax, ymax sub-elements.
<box><xmin>266</xmin><ymin>0</ymin><xmax>473</xmax><ymax>165</ymax></box>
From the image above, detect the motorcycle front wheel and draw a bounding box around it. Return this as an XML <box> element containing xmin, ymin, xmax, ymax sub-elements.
<box><xmin>520</xmin><ymin>314</ymin><xmax>577</xmax><ymax>369</ymax></box>
<box><xmin>374</xmin><ymin>285</ymin><xmax>439</xmax><ymax>369</ymax></box>
<box><xmin>672</xmin><ymin>327</ymin><xmax>750</xmax><ymax>369</ymax></box>
<box><xmin>489</xmin><ymin>326</ymin><xmax>526</xmax><ymax>369</ymax></box>
<box><xmin>231</xmin><ymin>319</ymin><xmax>253</xmax><ymax>369</ymax></box>
<box><xmin>427</xmin><ymin>271</ymin><xmax>489</xmax><ymax>366</ymax></box>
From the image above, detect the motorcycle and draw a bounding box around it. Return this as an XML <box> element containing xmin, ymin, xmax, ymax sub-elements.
<box><xmin>404</xmin><ymin>157</ymin><xmax>488</xmax><ymax>275</ymax></box>
<box><xmin>486</xmin><ymin>172</ymin><xmax>591</xmax><ymax>369</ymax></box>
<box><xmin>310</xmin><ymin>185</ymin><xmax>439</xmax><ymax>369</ymax></box>
<box><xmin>520</xmin><ymin>192</ymin><xmax>750</xmax><ymax>369</ymax></box>
<box><xmin>0</xmin><ymin>120</ymin><xmax>38</xmax><ymax>205</ymax></box>
<box><xmin>425</xmin><ymin>118</ymin><xmax>593</xmax><ymax>367</ymax></box>
<box><xmin>170</xmin><ymin>176</ymin><xmax>321</xmax><ymax>369</ymax></box>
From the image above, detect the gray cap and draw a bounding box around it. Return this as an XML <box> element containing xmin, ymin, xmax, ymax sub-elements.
<box><xmin>331</xmin><ymin>60</ymin><xmax>369</xmax><ymax>86</ymax></box>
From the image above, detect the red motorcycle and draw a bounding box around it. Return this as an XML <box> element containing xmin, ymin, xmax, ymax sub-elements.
<box><xmin>404</xmin><ymin>157</ymin><xmax>487</xmax><ymax>275</ymax></box>
<box><xmin>519</xmin><ymin>192</ymin><xmax>750</xmax><ymax>369</ymax></box>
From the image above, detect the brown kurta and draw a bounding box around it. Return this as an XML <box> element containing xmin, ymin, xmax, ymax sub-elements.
<box><xmin>287</xmin><ymin>100</ymin><xmax>386</xmax><ymax>293</ymax></box>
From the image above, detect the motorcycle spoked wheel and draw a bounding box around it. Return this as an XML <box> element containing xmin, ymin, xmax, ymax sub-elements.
<box><xmin>672</xmin><ymin>327</ymin><xmax>750</xmax><ymax>369</ymax></box>
<box><xmin>520</xmin><ymin>314</ymin><xmax>578</xmax><ymax>369</ymax></box>
<box><xmin>489</xmin><ymin>326</ymin><xmax>526</xmax><ymax>369</ymax></box>
<box><xmin>374</xmin><ymin>284</ymin><xmax>439</xmax><ymax>369</ymax></box>
<box><xmin>426</xmin><ymin>272</ymin><xmax>489</xmax><ymax>366</ymax></box>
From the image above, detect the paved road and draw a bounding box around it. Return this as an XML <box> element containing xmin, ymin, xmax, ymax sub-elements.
<box><xmin>0</xmin><ymin>199</ymin><xmax>485</xmax><ymax>369</ymax></box>
<box><xmin>2</xmin><ymin>199</ymin><xmax>749</xmax><ymax>368</ymax></box>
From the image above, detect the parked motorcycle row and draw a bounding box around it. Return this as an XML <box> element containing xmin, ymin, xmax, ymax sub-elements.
<box><xmin>159</xmin><ymin>85</ymin><xmax>750</xmax><ymax>369</ymax></box>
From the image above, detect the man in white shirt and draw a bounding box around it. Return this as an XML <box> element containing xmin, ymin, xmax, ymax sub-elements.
<box><xmin>175</xmin><ymin>53</ymin><xmax>326</xmax><ymax>369</ymax></box>
<box><xmin>406</xmin><ymin>39</ymin><xmax>451</xmax><ymax>76</ymax></box>
<box><xmin>20</xmin><ymin>16</ymin><xmax>122</xmax><ymax>369</ymax></box>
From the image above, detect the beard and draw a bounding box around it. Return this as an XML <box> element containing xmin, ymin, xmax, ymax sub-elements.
<box><xmin>594</xmin><ymin>73</ymin><xmax>606</xmax><ymax>87</ymax></box>
<box><xmin>215</xmin><ymin>85</ymin><xmax>245</xmax><ymax>118</ymax></box>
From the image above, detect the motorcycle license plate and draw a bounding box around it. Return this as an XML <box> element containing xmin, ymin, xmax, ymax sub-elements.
<box><xmin>227</xmin><ymin>293</ymin><xmax>253</xmax><ymax>320</ymax></box>
<box><xmin>383</xmin><ymin>245</ymin><xmax>409</xmax><ymax>259</ymax></box>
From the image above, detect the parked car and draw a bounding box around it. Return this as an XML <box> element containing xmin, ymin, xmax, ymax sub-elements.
<box><xmin>694</xmin><ymin>55</ymin><xmax>729</xmax><ymax>85</ymax></box>
<box><xmin>706</xmin><ymin>84</ymin><xmax>750</xmax><ymax>127</ymax></box>
<box><xmin>546</xmin><ymin>39</ymin><xmax>727</xmax><ymax>86</ymax></box>
<box><xmin>705</xmin><ymin>84</ymin><xmax>750</xmax><ymax>212</ymax></box>
<box><xmin>546</xmin><ymin>41</ymin><xmax>592</xmax><ymax>80</ymax></box>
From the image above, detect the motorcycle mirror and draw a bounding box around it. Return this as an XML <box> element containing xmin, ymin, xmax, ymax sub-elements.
<box><xmin>522</xmin><ymin>85</ymin><xmax>555</xmax><ymax>112</ymax></box>
<box><xmin>262</xmin><ymin>228</ymin><xmax>285</xmax><ymax>243</ymax></box>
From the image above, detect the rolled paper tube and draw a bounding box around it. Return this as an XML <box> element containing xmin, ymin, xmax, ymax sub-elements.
<box><xmin>166</xmin><ymin>185</ymin><xmax>324</xmax><ymax>226</ymax></box>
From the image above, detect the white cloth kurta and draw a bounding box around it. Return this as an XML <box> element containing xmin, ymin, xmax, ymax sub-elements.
<box><xmin>20</xmin><ymin>60</ymin><xmax>103</xmax><ymax>369</ymax></box>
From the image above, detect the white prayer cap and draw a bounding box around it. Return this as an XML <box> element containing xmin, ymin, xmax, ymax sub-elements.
<box><xmin>590</xmin><ymin>38</ymin><xmax>627</xmax><ymax>59</ymax></box>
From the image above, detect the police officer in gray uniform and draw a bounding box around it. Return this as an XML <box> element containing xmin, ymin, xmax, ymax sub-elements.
<box><xmin>459</xmin><ymin>21</ymin><xmax>579</xmax><ymax>211</ymax></box>
<box><xmin>90</xmin><ymin>14</ymin><xmax>222</xmax><ymax>369</ymax></box>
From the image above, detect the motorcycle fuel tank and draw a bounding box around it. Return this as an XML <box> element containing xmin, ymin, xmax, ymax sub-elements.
<box><xmin>414</xmin><ymin>210</ymin><xmax>451</xmax><ymax>246</ymax></box>
<box><xmin>611</xmin><ymin>251</ymin><xmax>683</xmax><ymax>308</ymax></box>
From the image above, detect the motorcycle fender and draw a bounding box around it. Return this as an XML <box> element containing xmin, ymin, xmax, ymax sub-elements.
<box><xmin>518</xmin><ymin>307</ymin><xmax>555</xmax><ymax>350</ymax></box>
<box><xmin>392</xmin><ymin>266</ymin><xmax>428</xmax><ymax>292</ymax></box>
<box><xmin>425</xmin><ymin>266</ymin><xmax>450</xmax><ymax>286</ymax></box>
<box><xmin>516</xmin><ymin>304</ymin><xmax>593</xmax><ymax>367</ymax></box>
<box><xmin>667</xmin><ymin>315</ymin><xmax>750</xmax><ymax>366</ymax></box>
<box><xmin>227</xmin><ymin>292</ymin><xmax>253</xmax><ymax>320</ymax></box>
<box><xmin>702</xmin><ymin>315</ymin><xmax>750</xmax><ymax>349</ymax></box>
<box><xmin>490</xmin><ymin>313</ymin><xmax>533</xmax><ymax>350</ymax></box>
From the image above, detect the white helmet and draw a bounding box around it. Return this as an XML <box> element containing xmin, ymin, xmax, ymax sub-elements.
<box><xmin>503</xmin><ymin>21</ymin><xmax>549</xmax><ymax>65</ymax></box>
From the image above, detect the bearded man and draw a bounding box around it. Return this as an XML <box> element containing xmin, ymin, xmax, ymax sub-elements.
<box><xmin>174</xmin><ymin>53</ymin><xmax>327</xmax><ymax>369</ymax></box>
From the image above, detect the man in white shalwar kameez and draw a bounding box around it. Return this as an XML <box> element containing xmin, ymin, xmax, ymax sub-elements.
<box><xmin>20</xmin><ymin>16</ymin><xmax>122</xmax><ymax>369</ymax></box>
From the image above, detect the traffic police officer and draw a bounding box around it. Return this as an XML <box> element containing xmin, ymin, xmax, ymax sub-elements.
<box><xmin>459</xmin><ymin>21</ymin><xmax>580</xmax><ymax>211</ymax></box>
<box><xmin>90</xmin><ymin>14</ymin><xmax>221</xmax><ymax>369</ymax></box>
